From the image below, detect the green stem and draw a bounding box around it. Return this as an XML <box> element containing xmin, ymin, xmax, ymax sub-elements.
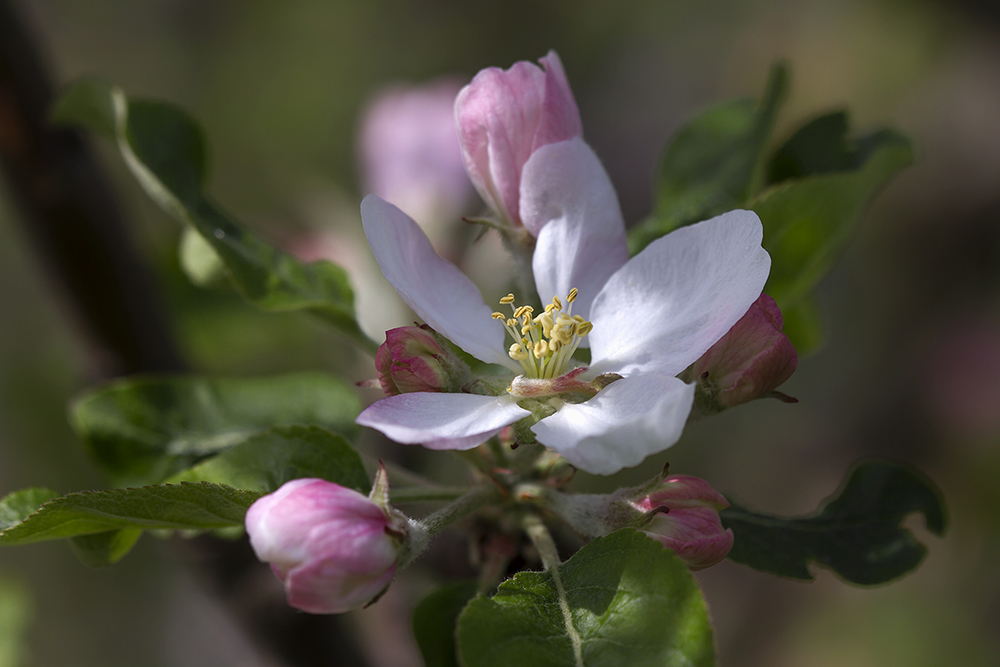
<box><xmin>418</xmin><ymin>484</ymin><xmax>503</xmax><ymax>536</ymax></box>
<box><xmin>522</xmin><ymin>513</ymin><xmax>584</xmax><ymax>667</ymax></box>
<box><xmin>389</xmin><ymin>486</ymin><xmax>470</xmax><ymax>504</ymax></box>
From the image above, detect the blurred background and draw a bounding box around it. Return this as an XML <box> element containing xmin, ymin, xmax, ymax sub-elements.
<box><xmin>1</xmin><ymin>0</ymin><xmax>999</xmax><ymax>665</ymax></box>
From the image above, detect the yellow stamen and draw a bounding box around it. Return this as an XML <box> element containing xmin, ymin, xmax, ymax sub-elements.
<box><xmin>567</xmin><ymin>288</ymin><xmax>578</xmax><ymax>303</ymax></box>
<box><xmin>492</xmin><ymin>312</ymin><xmax>506</xmax><ymax>320</ymax></box>
<box><xmin>494</xmin><ymin>288</ymin><xmax>593</xmax><ymax>378</ymax></box>
<box><xmin>500</xmin><ymin>294</ymin><xmax>515</xmax><ymax>305</ymax></box>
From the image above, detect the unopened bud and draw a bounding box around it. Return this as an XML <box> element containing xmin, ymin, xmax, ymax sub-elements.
<box><xmin>631</xmin><ymin>475</ymin><xmax>734</xmax><ymax>570</ymax></box>
<box><xmin>455</xmin><ymin>50</ymin><xmax>582</xmax><ymax>230</ymax></box>
<box><xmin>691</xmin><ymin>294</ymin><xmax>798</xmax><ymax>410</ymax></box>
<box><xmin>375</xmin><ymin>325</ymin><xmax>469</xmax><ymax>396</ymax></box>
<box><xmin>245</xmin><ymin>477</ymin><xmax>409</xmax><ymax>614</ymax></box>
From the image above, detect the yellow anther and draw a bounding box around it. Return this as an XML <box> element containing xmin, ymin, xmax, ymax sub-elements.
<box><xmin>500</xmin><ymin>294</ymin><xmax>515</xmax><ymax>305</ymax></box>
<box><xmin>513</xmin><ymin>305</ymin><xmax>530</xmax><ymax>319</ymax></box>
<box><xmin>520</xmin><ymin>324</ymin><xmax>532</xmax><ymax>335</ymax></box>
<box><xmin>506</xmin><ymin>318</ymin><xmax>518</xmax><ymax>328</ymax></box>
<box><xmin>492</xmin><ymin>312</ymin><xmax>506</xmax><ymax>320</ymax></box>
<box><xmin>551</xmin><ymin>296</ymin><xmax>562</xmax><ymax>310</ymax></box>
<box><xmin>533</xmin><ymin>340</ymin><xmax>548</xmax><ymax>358</ymax></box>
<box><xmin>540</xmin><ymin>313</ymin><xmax>554</xmax><ymax>337</ymax></box>
<box><xmin>509</xmin><ymin>343</ymin><xmax>529</xmax><ymax>360</ymax></box>
<box><xmin>567</xmin><ymin>288</ymin><xmax>578</xmax><ymax>303</ymax></box>
<box><xmin>573</xmin><ymin>314</ymin><xmax>586</xmax><ymax>323</ymax></box>
<box><xmin>577</xmin><ymin>321</ymin><xmax>593</xmax><ymax>336</ymax></box>
<box><xmin>549</xmin><ymin>339</ymin><xmax>563</xmax><ymax>352</ymax></box>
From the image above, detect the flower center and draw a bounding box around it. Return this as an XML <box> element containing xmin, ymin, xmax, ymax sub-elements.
<box><xmin>491</xmin><ymin>288</ymin><xmax>593</xmax><ymax>379</ymax></box>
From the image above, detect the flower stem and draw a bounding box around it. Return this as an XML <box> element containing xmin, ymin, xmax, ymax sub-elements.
<box><xmin>522</xmin><ymin>513</ymin><xmax>584</xmax><ymax>667</ymax></box>
<box><xmin>418</xmin><ymin>484</ymin><xmax>503</xmax><ymax>536</ymax></box>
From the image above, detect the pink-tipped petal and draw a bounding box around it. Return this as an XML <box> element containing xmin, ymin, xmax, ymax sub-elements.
<box><xmin>361</xmin><ymin>195</ymin><xmax>516</xmax><ymax>370</ymax></box>
<box><xmin>531</xmin><ymin>374</ymin><xmax>695</xmax><ymax>475</ymax></box>
<box><xmin>524</xmin><ymin>139</ymin><xmax>628</xmax><ymax>327</ymax></box>
<box><xmin>588</xmin><ymin>210</ymin><xmax>771</xmax><ymax>378</ymax></box>
<box><xmin>357</xmin><ymin>391</ymin><xmax>530</xmax><ymax>451</ymax></box>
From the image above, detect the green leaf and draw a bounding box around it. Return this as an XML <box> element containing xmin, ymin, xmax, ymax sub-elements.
<box><xmin>456</xmin><ymin>530</ymin><xmax>714</xmax><ymax>667</ymax></box>
<box><xmin>167</xmin><ymin>424</ymin><xmax>370</xmax><ymax>494</ymax></box>
<box><xmin>721</xmin><ymin>460</ymin><xmax>947</xmax><ymax>585</ymax></box>
<box><xmin>754</xmin><ymin>128</ymin><xmax>913</xmax><ymax>309</ymax></box>
<box><xmin>0</xmin><ymin>488</ymin><xmax>58</xmax><ymax>531</ymax></box>
<box><xmin>413</xmin><ymin>581</ymin><xmax>478</xmax><ymax>667</ymax></box>
<box><xmin>69</xmin><ymin>372</ymin><xmax>362</xmax><ymax>486</ymax></box>
<box><xmin>629</xmin><ymin>62</ymin><xmax>788</xmax><ymax>254</ymax></box>
<box><xmin>768</xmin><ymin>111</ymin><xmax>854</xmax><ymax>182</ymax></box>
<box><xmin>52</xmin><ymin>79</ymin><xmax>374</xmax><ymax>351</ymax></box>
<box><xmin>779</xmin><ymin>296</ymin><xmax>824</xmax><ymax>356</ymax></box>
<box><xmin>0</xmin><ymin>576</ymin><xmax>32</xmax><ymax>667</ymax></box>
<box><xmin>0</xmin><ymin>483</ymin><xmax>260</xmax><ymax>545</ymax></box>
<box><xmin>70</xmin><ymin>529</ymin><xmax>143</xmax><ymax>567</ymax></box>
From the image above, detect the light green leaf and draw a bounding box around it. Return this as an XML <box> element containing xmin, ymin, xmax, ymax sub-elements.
<box><xmin>413</xmin><ymin>581</ymin><xmax>479</xmax><ymax>667</ymax></box>
<box><xmin>69</xmin><ymin>372</ymin><xmax>362</xmax><ymax>487</ymax></box>
<box><xmin>0</xmin><ymin>576</ymin><xmax>32</xmax><ymax>667</ymax></box>
<box><xmin>754</xmin><ymin>129</ymin><xmax>913</xmax><ymax>309</ymax></box>
<box><xmin>0</xmin><ymin>483</ymin><xmax>260</xmax><ymax>545</ymax></box>
<box><xmin>70</xmin><ymin>529</ymin><xmax>143</xmax><ymax>567</ymax></box>
<box><xmin>0</xmin><ymin>488</ymin><xmax>58</xmax><ymax>531</ymax></box>
<box><xmin>167</xmin><ymin>424</ymin><xmax>370</xmax><ymax>494</ymax></box>
<box><xmin>456</xmin><ymin>530</ymin><xmax>714</xmax><ymax>667</ymax></box>
<box><xmin>779</xmin><ymin>296</ymin><xmax>824</xmax><ymax>356</ymax></box>
<box><xmin>52</xmin><ymin>78</ymin><xmax>374</xmax><ymax>351</ymax></box>
<box><xmin>629</xmin><ymin>63</ymin><xmax>788</xmax><ymax>254</ymax></box>
<box><xmin>179</xmin><ymin>225</ymin><xmax>227</xmax><ymax>288</ymax></box>
<box><xmin>721</xmin><ymin>460</ymin><xmax>947</xmax><ymax>585</ymax></box>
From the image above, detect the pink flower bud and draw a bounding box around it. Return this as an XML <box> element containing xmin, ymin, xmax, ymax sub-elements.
<box><xmin>632</xmin><ymin>475</ymin><xmax>734</xmax><ymax>570</ymax></box>
<box><xmin>358</xmin><ymin>79</ymin><xmax>473</xmax><ymax>229</ymax></box>
<box><xmin>375</xmin><ymin>325</ymin><xmax>468</xmax><ymax>396</ymax></box>
<box><xmin>245</xmin><ymin>478</ymin><xmax>405</xmax><ymax>614</ymax></box>
<box><xmin>692</xmin><ymin>293</ymin><xmax>798</xmax><ymax>408</ymax></box>
<box><xmin>455</xmin><ymin>50</ymin><xmax>582</xmax><ymax>230</ymax></box>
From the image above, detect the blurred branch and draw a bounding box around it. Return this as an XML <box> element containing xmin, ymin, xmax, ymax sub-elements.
<box><xmin>0</xmin><ymin>0</ymin><xmax>184</xmax><ymax>377</ymax></box>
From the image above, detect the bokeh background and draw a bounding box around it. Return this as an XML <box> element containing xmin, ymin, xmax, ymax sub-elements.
<box><xmin>1</xmin><ymin>0</ymin><xmax>999</xmax><ymax>665</ymax></box>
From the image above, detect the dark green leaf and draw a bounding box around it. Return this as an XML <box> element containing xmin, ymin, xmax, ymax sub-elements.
<box><xmin>52</xmin><ymin>79</ymin><xmax>374</xmax><ymax>351</ymax></box>
<box><xmin>721</xmin><ymin>460</ymin><xmax>947</xmax><ymax>585</ymax></box>
<box><xmin>778</xmin><ymin>296</ymin><xmax>824</xmax><ymax>356</ymax></box>
<box><xmin>754</xmin><ymin>130</ymin><xmax>913</xmax><ymax>309</ymax></box>
<box><xmin>456</xmin><ymin>530</ymin><xmax>714</xmax><ymax>667</ymax></box>
<box><xmin>69</xmin><ymin>373</ymin><xmax>362</xmax><ymax>486</ymax></box>
<box><xmin>0</xmin><ymin>483</ymin><xmax>260</xmax><ymax>545</ymax></box>
<box><xmin>167</xmin><ymin>425</ymin><xmax>370</xmax><ymax>494</ymax></box>
<box><xmin>768</xmin><ymin>111</ymin><xmax>854</xmax><ymax>182</ymax></box>
<box><xmin>413</xmin><ymin>581</ymin><xmax>478</xmax><ymax>667</ymax></box>
<box><xmin>0</xmin><ymin>488</ymin><xmax>58</xmax><ymax>531</ymax></box>
<box><xmin>629</xmin><ymin>62</ymin><xmax>788</xmax><ymax>254</ymax></box>
<box><xmin>70</xmin><ymin>529</ymin><xmax>143</xmax><ymax>567</ymax></box>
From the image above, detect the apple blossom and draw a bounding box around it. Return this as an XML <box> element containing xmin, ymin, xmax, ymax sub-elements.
<box><xmin>632</xmin><ymin>475</ymin><xmax>734</xmax><ymax>570</ymax></box>
<box><xmin>455</xmin><ymin>50</ymin><xmax>583</xmax><ymax>231</ymax></box>
<box><xmin>356</xmin><ymin>136</ymin><xmax>770</xmax><ymax>475</ymax></box>
<box><xmin>245</xmin><ymin>477</ymin><xmax>408</xmax><ymax>614</ymax></box>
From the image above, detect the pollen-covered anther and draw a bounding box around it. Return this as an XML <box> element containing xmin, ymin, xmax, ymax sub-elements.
<box><xmin>492</xmin><ymin>288</ymin><xmax>595</xmax><ymax>379</ymax></box>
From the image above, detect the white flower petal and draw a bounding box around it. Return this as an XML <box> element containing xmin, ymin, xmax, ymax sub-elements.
<box><xmin>531</xmin><ymin>374</ymin><xmax>695</xmax><ymax>475</ymax></box>
<box><xmin>521</xmin><ymin>139</ymin><xmax>628</xmax><ymax>323</ymax></box>
<box><xmin>357</xmin><ymin>392</ymin><xmax>529</xmax><ymax>451</ymax></box>
<box><xmin>588</xmin><ymin>210</ymin><xmax>770</xmax><ymax>377</ymax></box>
<box><xmin>361</xmin><ymin>195</ymin><xmax>517</xmax><ymax>369</ymax></box>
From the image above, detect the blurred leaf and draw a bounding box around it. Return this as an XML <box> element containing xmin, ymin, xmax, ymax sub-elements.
<box><xmin>629</xmin><ymin>62</ymin><xmax>788</xmax><ymax>254</ymax></box>
<box><xmin>52</xmin><ymin>79</ymin><xmax>375</xmax><ymax>351</ymax></box>
<box><xmin>0</xmin><ymin>483</ymin><xmax>260</xmax><ymax>545</ymax></box>
<box><xmin>721</xmin><ymin>460</ymin><xmax>947</xmax><ymax>585</ymax></box>
<box><xmin>178</xmin><ymin>225</ymin><xmax>227</xmax><ymax>288</ymax></box>
<box><xmin>779</xmin><ymin>296</ymin><xmax>824</xmax><ymax>356</ymax></box>
<box><xmin>70</xmin><ymin>529</ymin><xmax>143</xmax><ymax>567</ymax></box>
<box><xmin>167</xmin><ymin>424</ymin><xmax>370</xmax><ymax>494</ymax></box>
<box><xmin>413</xmin><ymin>581</ymin><xmax>478</xmax><ymax>667</ymax></box>
<box><xmin>754</xmin><ymin>129</ymin><xmax>913</xmax><ymax>309</ymax></box>
<box><xmin>768</xmin><ymin>111</ymin><xmax>854</xmax><ymax>182</ymax></box>
<box><xmin>456</xmin><ymin>530</ymin><xmax>714</xmax><ymax>667</ymax></box>
<box><xmin>70</xmin><ymin>372</ymin><xmax>362</xmax><ymax>487</ymax></box>
<box><xmin>0</xmin><ymin>488</ymin><xmax>58</xmax><ymax>531</ymax></box>
<box><xmin>0</xmin><ymin>576</ymin><xmax>31</xmax><ymax>667</ymax></box>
